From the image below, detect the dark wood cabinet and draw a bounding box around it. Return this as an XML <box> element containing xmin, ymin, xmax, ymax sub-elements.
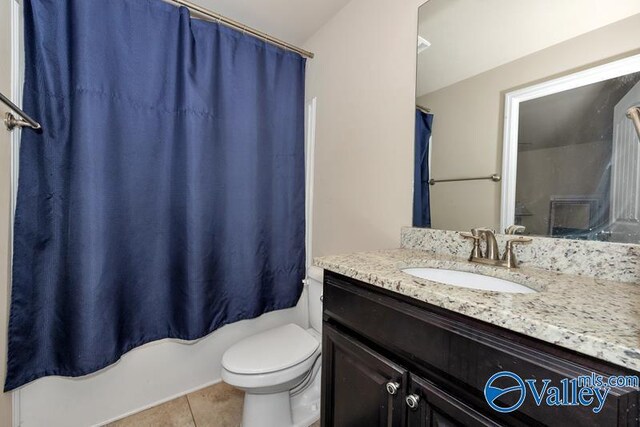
<box><xmin>322</xmin><ymin>323</ymin><xmax>407</xmax><ymax>426</ymax></box>
<box><xmin>406</xmin><ymin>375</ymin><xmax>502</xmax><ymax>427</ymax></box>
<box><xmin>321</xmin><ymin>271</ymin><xmax>640</xmax><ymax>427</ymax></box>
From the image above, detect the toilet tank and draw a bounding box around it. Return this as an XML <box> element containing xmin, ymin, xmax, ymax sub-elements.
<box><xmin>307</xmin><ymin>266</ymin><xmax>323</xmax><ymax>333</ymax></box>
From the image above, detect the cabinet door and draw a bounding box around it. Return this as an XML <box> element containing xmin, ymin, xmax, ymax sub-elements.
<box><xmin>406</xmin><ymin>375</ymin><xmax>503</xmax><ymax>427</ymax></box>
<box><xmin>322</xmin><ymin>323</ymin><xmax>407</xmax><ymax>427</ymax></box>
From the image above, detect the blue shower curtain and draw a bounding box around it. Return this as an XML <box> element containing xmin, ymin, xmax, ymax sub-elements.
<box><xmin>413</xmin><ymin>110</ymin><xmax>433</xmax><ymax>227</ymax></box>
<box><xmin>6</xmin><ymin>0</ymin><xmax>306</xmax><ymax>391</ymax></box>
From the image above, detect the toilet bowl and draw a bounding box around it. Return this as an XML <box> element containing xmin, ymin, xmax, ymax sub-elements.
<box><xmin>221</xmin><ymin>270</ymin><xmax>323</xmax><ymax>427</ymax></box>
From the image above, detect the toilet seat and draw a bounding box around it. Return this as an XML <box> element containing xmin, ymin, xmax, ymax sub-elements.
<box><xmin>222</xmin><ymin>324</ymin><xmax>320</xmax><ymax>375</ymax></box>
<box><xmin>221</xmin><ymin>277</ymin><xmax>323</xmax><ymax>427</ymax></box>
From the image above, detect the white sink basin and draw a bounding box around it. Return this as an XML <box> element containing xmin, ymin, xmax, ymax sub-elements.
<box><xmin>401</xmin><ymin>268</ymin><xmax>536</xmax><ymax>294</ymax></box>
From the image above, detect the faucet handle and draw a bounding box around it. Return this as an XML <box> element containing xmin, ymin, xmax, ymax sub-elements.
<box><xmin>460</xmin><ymin>232</ymin><xmax>480</xmax><ymax>240</ymax></box>
<box><xmin>502</xmin><ymin>237</ymin><xmax>532</xmax><ymax>268</ymax></box>
<box><xmin>460</xmin><ymin>232</ymin><xmax>483</xmax><ymax>259</ymax></box>
<box><xmin>505</xmin><ymin>225</ymin><xmax>526</xmax><ymax>235</ymax></box>
<box><xmin>505</xmin><ymin>236</ymin><xmax>532</xmax><ymax>252</ymax></box>
<box><xmin>506</xmin><ymin>236</ymin><xmax>532</xmax><ymax>245</ymax></box>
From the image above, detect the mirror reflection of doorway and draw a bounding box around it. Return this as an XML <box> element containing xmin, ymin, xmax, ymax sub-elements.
<box><xmin>514</xmin><ymin>70</ymin><xmax>640</xmax><ymax>241</ymax></box>
<box><xmin>609</xmin><ymin>80</ymin><xmax>640</xmax><ymax>242</ymax></box>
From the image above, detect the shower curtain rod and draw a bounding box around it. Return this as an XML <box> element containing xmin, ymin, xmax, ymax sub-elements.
<box><xmin>166</xmin><ymin>0</ymin><xmax>315</xmax><ymax>59</ymax></box>
<box><xmin>416</xmin><ymin>105</ymin><xmax>431</xmax><ymax>114</ymax></box>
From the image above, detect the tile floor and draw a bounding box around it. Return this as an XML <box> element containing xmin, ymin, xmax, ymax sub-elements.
<box><xmin>108</xmin><ymin>382</ymin><xmax>321</xmax><ymax>427</ymax></box>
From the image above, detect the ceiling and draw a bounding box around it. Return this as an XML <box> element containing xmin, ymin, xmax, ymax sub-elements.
<box><xmin>183</xmin><ymin>0</ymin><xmax>351</xmax><ymax>46</ymax></box>
<box><xmin>417</xmin><ymin>0</ymin><xmax>640</xmax><ymax>96</ymax></box>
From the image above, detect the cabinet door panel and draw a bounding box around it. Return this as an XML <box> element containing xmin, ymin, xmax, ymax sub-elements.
<box><xmin>407</xmin><ymin>375</ymin><xmax>503</xmax><ymax>427</ymax></box>
<box><xmin>324</xmin><ymin>273</ymin><xmax>639</xmax><ymax>426</ymax></box>
<box><xmin>322</xmin><ymin>324</ymin><xmax>407</xmax><ymax>427</ymax></box>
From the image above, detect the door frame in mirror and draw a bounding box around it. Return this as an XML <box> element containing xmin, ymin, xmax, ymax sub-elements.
<box><xmin>500</xmin><ymin>52</ymin><xmax>640</xmax><ymax>232</ymax></box>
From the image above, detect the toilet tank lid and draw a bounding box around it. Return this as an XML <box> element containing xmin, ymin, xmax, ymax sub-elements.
<box><xmin>222</xmin><ymin>324</ymin><xmax>319</xmax><ymax>375</ymax></box>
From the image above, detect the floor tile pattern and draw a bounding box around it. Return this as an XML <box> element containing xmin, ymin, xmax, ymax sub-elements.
<box><xmin>108</xmin><ymin>382</ymin><xmax>320</xmax><ymax>427</ymax></box>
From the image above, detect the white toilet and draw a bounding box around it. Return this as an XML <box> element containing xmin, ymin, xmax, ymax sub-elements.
<box><xmin>221</xmin><ymin>268</ymin><xmax>323</xmax><ymax>427</ymax></box>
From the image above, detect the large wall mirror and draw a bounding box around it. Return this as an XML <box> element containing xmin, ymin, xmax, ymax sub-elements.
<box><xmin>414</xmin><ymin>0</ymin><xmax>640</xmax><ymax>243</ymax></box>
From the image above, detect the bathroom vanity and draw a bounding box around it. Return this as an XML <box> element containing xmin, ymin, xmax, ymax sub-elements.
<box><xmin>316</xmin><ymin>233</ymin><xmax>640</xmax><ymax>427</ymax></box>
<box><xmin>318</xmin><ymin>1</ymin><xmax>640</xmax><ymax>424</ymax></box>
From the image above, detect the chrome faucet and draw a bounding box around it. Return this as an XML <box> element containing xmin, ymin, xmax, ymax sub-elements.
<box><xmin>460</xmin><ymin>228</ymin><xmax>531</xmax><ymax>268</ymax></box>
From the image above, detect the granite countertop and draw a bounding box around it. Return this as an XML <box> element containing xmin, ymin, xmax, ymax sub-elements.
<box><xmin>314</xmin><ymin>248</ymin><xmax>640</xmax><ymax>372</ymax></box>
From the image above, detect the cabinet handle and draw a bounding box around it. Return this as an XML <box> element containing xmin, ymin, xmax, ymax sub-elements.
<box><xmin>385</xmin><ymin>381</ymin><xmax>400</xmax><ymax>395</ymax></box>
<box><xmin>405</xmin><ymin>394</ymin><xmax>420</xmax><ymax>410</ymax></box>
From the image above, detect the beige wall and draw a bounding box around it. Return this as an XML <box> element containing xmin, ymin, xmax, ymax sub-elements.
<box><xmin>418</xmin><ymin>14</ymin><xmax>640</xmax><ymax>232</ymax></box>
<box><xmin>0</xmin><ymin>0</ymin><xmax>14</xmax><ymax>425</ymax></box>
<box><xmin>303</xmin><ymin>0</ymin><xmax>425</xmax><ymax>257</ymax></box>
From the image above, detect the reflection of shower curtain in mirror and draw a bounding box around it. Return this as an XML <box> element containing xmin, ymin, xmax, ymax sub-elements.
<box><xmin>413</xmin><ymin>110</ymin><xmax>433</xmax><ymax>227</ymax></box>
